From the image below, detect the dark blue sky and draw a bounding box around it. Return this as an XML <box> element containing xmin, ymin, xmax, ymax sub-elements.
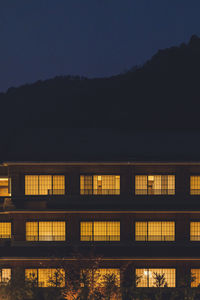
<box><xmin>1</xmin><ymin>0</ymin><xmax>200</xmax><ymax>92</ymax></box>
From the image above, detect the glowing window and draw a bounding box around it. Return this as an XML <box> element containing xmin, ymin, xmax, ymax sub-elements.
<box><xmin>25</xmin><ymin>175</ymin><xmax>65</xmax><ymax>195</ymax></box>
<box><xmin>0</xmin><ymin>222</ymin><xmax>11</xmax><ymax>239</ymax></box>
<box><xmin>136</xmin><ymin>268</ymin><xmax>176</xmax><ymax>287</ymax></box>
<box><xmin>135</xmin><ymin>175</ymin><xmax>175</xmax><ymax>195</ymax></box>
<box><xmin>0</xmin><ymin>178</ymin><xmax>11</xmax><ymax>196</ymax></box>
<box><xmin>190</xmin><ymin>222</ymin><xmax>200</xmax><ymax>241</ymax></box>
<box><xmin>190</xmin><ymin>176</ymin><xmax>200</xmax><ymax>195</ymax></box>
<box><xmin>80</xmin><ymin>175</ymin><xmax>120</xmax><ymax>195</ymax></box>
<box><xmin>26</xmin><ymin>221</ymin><xmax>66</xmax><ymax>241</ymax></box>
<box><xmin>80</xmin><ymin>221</ymin><xmax>120</xmax><ymax>241</ymax></box>
<box><xmin>81</xmin><ymin>268</ymin><xmax>120</xmax><ymax>287</ymax></box>
<box><xmin>0</xmin><ymin>269</ymin><xmax>11</xmax><ymax>283</ymax></box>
<box><xmin>135</xmin><ymin>221</ymin><xmax>175</xmax><ymax>241</ymax></box>
<box><xmin>25</xmin><ymin>268</ymin><xmax>65</xmax><ymax>287</ymax></box>
<box><xmin>191</xmin><ymin>269</ymin><xmax>200</xmax><ymax>287</ymax></box>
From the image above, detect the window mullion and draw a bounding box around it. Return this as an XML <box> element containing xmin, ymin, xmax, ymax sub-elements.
<box><xmin>147</xmin><ymin>222</ymin><xmax>148</xmax><ymax>241</ymax></box>
<box><xmin>92</xmin><ymin>222</ymin><xmax>94</xmax><ymax>242</ymax></box>
<box><xmin>146</xmin><ymin>176</ymin><xmax>148</xmax><ymax>195</ymax></box>
<box><xmin>38</xmin><ymin>176</ymin><xmax>40</xmax><ymax>195</ymax></box>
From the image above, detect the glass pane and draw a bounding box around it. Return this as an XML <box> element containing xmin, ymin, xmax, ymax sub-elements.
<box><xmin>80</xmin><ymin>222</ymin><xmax>93</xmax><ymax>241</ymax></box>
<box><xmin>136</xmin><ymin>269</ymin><xmax>148</xmax><ymax>287</ymax></box>
<box><xmin>97</xmin><ymin>269</ymin><xmax>120</xmax><ymax>287</ymax></box>
<box><xmin>167</xmin><ymin>175</ymin><xmax>175</xmax><ymax>195</ymax></box>
<box><xmin>0</xmin><ymin>222</ymin><xmax>11</xmax><ymax>239</ymax></box>
<box><xmin>52</xmin><ymin>222</ymin><xmax>66</xmax><ymax>241</ymax></box>
<box><xmin>80</xmin><ymin>176</ymin><xmax>93</xmax><ymax>195</ymax></box>
<box><xmin>38</xmin><ymin>269</ymin><xmax>65</xmax><ymax>287</ymax></box>
<box><xmin>25</xmin><ymin>269</ymin><xmax>38</xmax><ymax>282</ymax></box>
<box><xmin>107</xmin><ymin>222</ymin><xmax>120</xmax><ymax>241</ymax></box>
<box><xmin>135</xmin><ymin>222</ymin><xmax>147</xmax><ymax>241</ymax></box>
<box><xmin>136</xmin><ymin>268</ymin><xmax>175</xmax><ymax>287</ymax></box>
<box><xmin>0</xmin><ymin>178</ymin><xmax>10</xmax><ymax>196</ymax></box>
<box><xmin>162</xmin><ymin>222</ymin><xmax>175</xmax><ymax>241</ymax></box>
<box><xmin>190</xmin><ymin>176</ymin><xmax>200</xmax><ymax>195</ymax></box>
<box><xmin>26</xmin><ymin>222</ymin><xmax>38</xmax><ymax>241</ymax></box>
<box><xmin>148</xmin><ymin>268</ymin><xmax>176</xmax><ymax>287</ymax></box>
<box><xmin>39</xmin><ymin>176</ymin><xmax>52</xmax><ymax>195</ymax></box>
<box><xmin>190</xmin><ymin>222</ymin><xmax>200</xmax><ymax>241</ymax></box>
<box><xmin>25</xmin><ymin>176</ymin><xmax>39</xmax><ymax>195</ymax></box>
<box><xmin>94</xmin><ymin>222</ymin><xmax>107</xmax><ymax>241</ymax></box>
<box><xmin>39</xmin><ymin>222</ymin><xmax>53</xmax><ymax>241</ymax></box>
<box><xmin>135</xmin><ymin>176</ymin><xmax>147</xmax><ymax>195</ymax></box>
<box><xmin>191</xmin><ymin>269</ymin><xmax>200</xmax><ymax>287</ymax></box>
<box><xmin>53</xmin><ymin>176</ymin><xmax>65</xmax><ymax>195</ymax></box>
<box><xmin>1</xmin><ymin>269</ymin><xmax>11</xmax><ymax>283</ymax></box>
<box><xmin>148</xmin><ymin>222</ymin><xmax>162</xmax><ymax>241</ymax></box>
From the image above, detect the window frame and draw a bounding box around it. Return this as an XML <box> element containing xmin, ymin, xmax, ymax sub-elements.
<box><xmin>80</xmin><ymin>174</ymin><xmax>121</xmax><ymax>195</ymax></box>
<box><xmin>135</xmin><ymin>267</ymin><xmax>176</xmax><ymax>288</ymax></box>
<box><xmin>80</xmin><ymin>267</ymin><xmax>121</xmax><ymax>287</ymax></box>
<box><xmin>134</xmin><ymin>174</ymin><xmax>176</xmax><ymax>196</ymax></box>
<box><xmin>0</xmin><ymin>177</ymin><xmax>12</xmax><ymax>197</ymax></box>
<box><xmin>0</xmin><ymin>268</ymin><xmax>12</xmax><ymax>284</ymax></box>
<box><xmin>189</xmin><ymin>220</ymin><xmax>200</xmax><ymax>242</ymax></box>
<box><xmin>0</xmin><ymin>220</ymin><xmax>12</xmax><ymax>240</ymax></box>
<box><xmin>79</xmin><ymin>220</ymin><xmax>121</xmax><ymax>242</ymax></box>
<box><xmin>24</xmin><ymin>174</ymin><xmax>66</xmax><ymax>195</ymax></box>
<box><xmin>190</xmin><ymin>268</ymin><xmax>200</xmax><ymax>287</ymax></box>
<box><xmin>25</xmin><ymin>219</ymin><xmax>67</xmax><ymax>242</ymax></box>
<box><xmin>25</xmin><ymin>267</ymin><xmax>66</xmax><ymax>287</ymax></box>
<box><xmin>134</xmin><ymin>220</ymin><xmax>176</xmax><ymax>242</ymax></box>
<box><xmin>189</xmin><ymin>175</ymin><xmax>200</xmax><ymax>195</ymax></box>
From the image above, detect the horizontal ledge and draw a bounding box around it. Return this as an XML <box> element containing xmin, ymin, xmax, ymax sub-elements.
<box><xmin>1</xmin><ymin>257</ymin><xmax>200</xmax><ymax>261</ymax></box>
<box><xmin>1</xmin><ymin>210</ymin><xmax>200</xmax><ymax>214</ymax></box>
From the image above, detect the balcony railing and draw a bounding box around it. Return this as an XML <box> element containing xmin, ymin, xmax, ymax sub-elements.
<box><xmin>135</xmin><ymin>235</ymin><xmax>175</xmax><ymax>241</ymax></box>
<box><xmin>26</xmin><ymin>235</ymin><xmax>66</xmax><ymax>241</ymax></box>
<box><xmin>80</xmin><ymin>189</ymin><xmax>120</xmax><ymax>195</ymax></box>
<box><xmin>80</xmin><ymin>235</ymin><xmax>120</xmax><ymax>241</ymax></box>
<box><xmin>135</xmin><ymin>189</ymin><xmax>175</xmax><ymax>195</ymax></box>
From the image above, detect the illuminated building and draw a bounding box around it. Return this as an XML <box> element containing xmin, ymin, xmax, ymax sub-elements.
<box><xmin>1</xmin><ymin>161</ymin><xmax>200</xmax><ymax>289</ymax></box>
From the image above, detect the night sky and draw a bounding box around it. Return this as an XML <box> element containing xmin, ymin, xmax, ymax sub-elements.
<box><xmin>1</xmin><ymin>0</ymin><xmax>200</xmax><ymax>92</ymax></box>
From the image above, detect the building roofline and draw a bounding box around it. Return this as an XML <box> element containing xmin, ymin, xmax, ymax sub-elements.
<box><xmin>3</xmin><ymin>161</ymin><xmax>200</xmax><ymax>166</ymax></box>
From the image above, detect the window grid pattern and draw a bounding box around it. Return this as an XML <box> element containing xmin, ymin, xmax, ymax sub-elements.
<box><xmin>0</xmin><ymin>222</ymin><xmax>11</xmax><ymax>239</ymax></box>
<box><xmin>136</xmin><ymin>268</ymin><xmax>176</xmax><ymax>287</ymax></box>
<box><xmin>80</xmin><ymin>175</ymin><xmax>120</xmax><ymax>195</ymax></box>
<box><xmin>25</xmin><ymin>268</ymin><xmax>65</xmax><ymax>287</ymax></box>
<box><xmin>0</xmin><ymin>269</ymin><xmax>11</xmax><ymax>283</ymax></box>
<box><xmin>190</xmin><ymin>222</ymin><xmax>200</xmax><ymax>241</ymax></box>
<box><xmin>81</xmin><ymin>268</ymin><xmax>120</xmax><ymax>287</ymax></box>
<box><xmin>191</xmin><ymin>269</ymin><xmax>200</xmax><ymax>287</ymax></box>
<box><xmin>26</xmin><ymin>221</ymin><xmax>66</xmax><ymax>241</ymax></box>
<box><xmin>25</xmin><ymin>175</ymin><xmax>65</xmax><ymax>195</ymax></box>
<box><xmin>135</xmin><ymin>175</ymin><xmax>175</xmax><ymax>195</ymax></box>
<box><xmin>135</xmin><ymin>222</ymin><xmax>175</xmax><ymax>241</ymax></box>
<box><xmin>0</xmin><ymin>178</ymin><xmax>11</xmax><ymax>197</ymax></box>
<box><xmin>190</xmin><ymin>176</ymin><xmax>200</xmax><ymax>195</ymax></box>
<box><xmin>80</xmin><ymin>221</ymin><xmax>120</xmax><ymax>241</ymax></box>
<box><xmin>97</xmin><ymin>268</ymin><xmax>120</xmax><ymax>287</ymax></box>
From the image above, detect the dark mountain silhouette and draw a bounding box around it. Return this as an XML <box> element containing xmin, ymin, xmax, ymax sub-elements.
<box><xmin>1</xmin><ymin>34</ymin><xmax>200</xmax><ymax>130</ymax></box>
<box><xmin>1</xmin><ymin>35</ymin><xmax>200</xmax><ymax>161</ymax></box>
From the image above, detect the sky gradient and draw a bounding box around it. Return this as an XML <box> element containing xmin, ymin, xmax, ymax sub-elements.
<box><xmin>1</xmin><ymin>0</ymin><xmax>200</xmax><ymax>92</ymax></box>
